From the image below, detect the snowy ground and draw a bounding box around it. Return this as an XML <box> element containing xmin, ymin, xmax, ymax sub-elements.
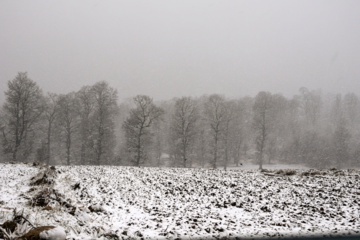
<box><xmin>229</xmin><ymin>163</ymin><xmax>310</xmax><ymax>170</ymax></box>
<box><xmin>1</xmin><ymin>163</ymin><xmax>360</xmax><ymax>239</ymax></box>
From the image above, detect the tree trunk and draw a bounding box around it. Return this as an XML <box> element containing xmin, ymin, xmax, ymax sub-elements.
<box><xmin>96</xmin><ymin>110</ymin><xmax>105</xmax><ymax>165</ymax></box>
<box><xmin>47</xmin><ymin>122</ymin><xmax>52</xmax><ymax>165</ymax></box>
<box><xmin>224</xmin><ymin>138</ymin><xmax>228</xmax><ymax>171</ymax></box>
<box><xmin>183</xmin><ymin>143</ymin><xmax>187</xmax><ymax>167</ymax></box>
<box><xmin>213</xmin><ymin>132</ymin><xmax>218</xmax><ymax>169</ymax></box>
<box><xmin>66</xmin><ymin>128</ymin><xmax>71</xmax><ymax>166</ymax></box>
<box><xmin>136</xmin><ymin>127</ymin><xmax>143</xmax><ymax>166</ymax></box>
<box><xmin>259</xmin><ymin>136</ymin><xmax>265</xmax><ymax>170</ymax></box>
<box><xmin>12</xmin><ymin>149</ymin><xmax>17</xmax><ymax>162</ymax></box>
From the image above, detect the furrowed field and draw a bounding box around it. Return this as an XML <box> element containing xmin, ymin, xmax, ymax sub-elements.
<box><xmin>1</xmin><ymin>163</ymin><xmax>360</xmax><ymax>239</ymax></box>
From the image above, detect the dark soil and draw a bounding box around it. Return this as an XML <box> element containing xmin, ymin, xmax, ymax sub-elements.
<box><xmin>18</xmin><ymin>226</ymin><xmax>55</xmax><ymax>240</ymax></box>
<box><xmin>2</xmin><ymin>220</ymin><xmax>17</xmax><ymax>233</ymax></box>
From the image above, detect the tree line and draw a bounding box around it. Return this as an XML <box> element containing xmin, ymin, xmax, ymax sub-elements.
<box><xmin>1</xmin><ymin>72</ymin><xmax>360</xmax><ymax>169</ymax></box>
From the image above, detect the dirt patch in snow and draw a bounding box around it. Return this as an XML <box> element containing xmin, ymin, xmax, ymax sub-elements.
<box><xmin>18</xmin><ymin>226</ymin><xmax>55</xmax><ymax>240</ymax></box>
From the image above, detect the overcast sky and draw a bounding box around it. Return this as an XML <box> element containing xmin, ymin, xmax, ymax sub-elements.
<box><xmin>1</xmin><ymin>0</ymin><xmax>360</xmax><ymax>102</ymax></box>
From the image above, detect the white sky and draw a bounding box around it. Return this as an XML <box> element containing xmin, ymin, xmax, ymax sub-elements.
<box><xmin>1</xmin><ymin>0</ymin><xmax>360</xmax><ymax>102</ymax></box>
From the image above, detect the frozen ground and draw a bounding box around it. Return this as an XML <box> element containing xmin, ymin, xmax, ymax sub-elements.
<box><xmin>1</xmin><ymin>163</ymin><xmax>360</xmax><ymax>239</ymax></box>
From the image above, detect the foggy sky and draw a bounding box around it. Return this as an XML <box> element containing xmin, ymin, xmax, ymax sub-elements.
<box><xmin>1</xmin><ymin>0</ymin><xmax>360</xmax><ymax>102</ymax></box>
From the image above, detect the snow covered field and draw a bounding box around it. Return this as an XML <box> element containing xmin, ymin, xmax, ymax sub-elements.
<box><xmin>1</xmin><ymin>163</ymin><xmax>360</xmax><ymax>239</ymax></box>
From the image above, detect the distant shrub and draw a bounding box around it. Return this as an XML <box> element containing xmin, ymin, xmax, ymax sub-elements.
<box><xmin>301</xmin><ymin>169</ymin><xmax>322</xmax><ymax>176</ymax></box>
<box><xmin>284</xmin><ymin>170</ymin><xmax>297</xmax><ymax>176</ymax></box>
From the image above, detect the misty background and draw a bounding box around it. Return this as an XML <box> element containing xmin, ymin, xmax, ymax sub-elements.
<box><xmin>1</xmin><ymin>1</ymin><xmax>360</xmax><ymax>170</ymax></box>
<box><xmin>1</xmin><ymin>0</ymin><xmax>360</xmax><ymax>102</ymax></box>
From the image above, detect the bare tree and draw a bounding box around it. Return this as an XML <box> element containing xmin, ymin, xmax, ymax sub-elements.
<box><xmin>252</xmin><ymin>91</ymin><xmax>273</xmax><ymax>170</ymax></box>
<box><xmin>299</xmin><ymin>87</ymin><xmax>322</xmax><ymax>127</ymax></box>
<box><xmin>77</xmin><ymin>86</ymin><xmax>95</xmax><ymax>164</ymax></box>
<box><xmin>115</xmin><ymin>100</ymin><xmax>132</xmax><ymax>165</ymax></box>
<box><xmin>266</xmin><ymin>94</ymin><xmax>289</xmax><ymax>164</ymax></box>
<box><xmin>171</xmin><ymin>97</ymin><xmax>199</xmax><ymax>167</ymax></box>
<box><xmin>193</xmin><ymin>111</ymin><xmax>208</xmax><ymax>168</ymax></box>
<box><xmin>344</xmin><ymin>93</ymin><xmax>360</xmax><ymax>128</ymax></box>
<box><xmin>57</xmin><ymin>93</ymin><xmax>79</xmax><ymax>165</ymax></box>
<box><xmin>282</xmin><ymin>97</ymin><xmax>302</xmax><ymax>164</ymax></box>
<box><xmin>91</xmin><ymin>81</ymin><xmax>118</xmax><ymax>165</ymax></box>
<box><xmin>204</xmin><ymin>94</ymin><xmax>227</xmax><ymax>169</ymax></box>
<box><xmin>153</xmin><ymin>119</ymin><xmax>163</xmax><ymax>167</ymax></box>
<box><xmin>123</xmin><ymin>95</ymin><xmax>163</xmax><ymax>166</ymax></box>
<box><xmin>196</xmin><ymin>128</ymin><xmax>207</xmax><ymax>167</ymax></box>
<box><xmin>330</xmin><ymin>96</ymin><xmax>351</xmax><ymax>168</ymax></box>
<box><xmin>1</xmin><ymin>72</ymin><xmax>44</xmax><ymax>161</ymax></box>
<box><xmin>226</xmin><ymin>97</ymin><xmax>252</xmax><ymax>167</ymax></box>
<box><xmin>333</xmin><ymin>118</ymin><xmax>350</xmax><ymax>168</ymax></box>
<box><xmin>222</xmin><ymin>101</ymin><xmax>236</xmax><ymax>170</ymax></box>
<box><xmin>43</xmin><ymin>93</ymin><xmax>59</xmax><ymax>165</ymax></box>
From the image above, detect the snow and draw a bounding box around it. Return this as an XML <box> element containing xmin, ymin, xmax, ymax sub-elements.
<box><xmin>1</xmin><ymin>163</ymin><xmax>360</xmax><ymax>239</ymax></box>
<box><xmin>39</xmin><ymin>226</ymin><xmax>66</xmax><ymax>240</ymax></box>
<box><xmin>0</xmin><ymin>163</ymin><xmax>38</xmax><ymax>209</ymax></box>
